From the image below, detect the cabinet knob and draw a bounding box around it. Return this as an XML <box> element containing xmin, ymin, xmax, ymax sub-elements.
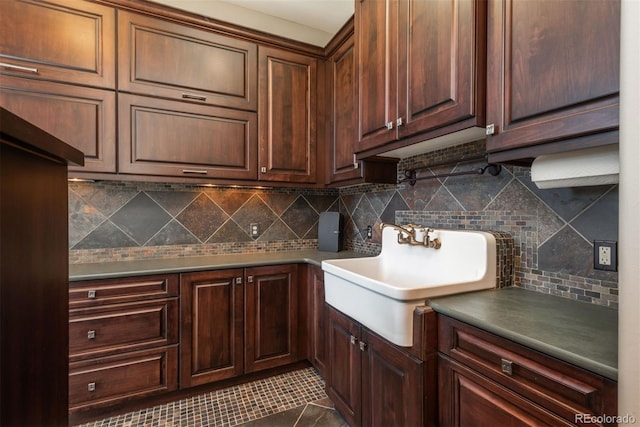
<box><xmin>87</xmin><ymin>382</ymin><xmax>96</xmax><ymax>392</ymax></box>
<box><xmin>87</xmin><ymin>290</ymin><xmax>96</xmax><ymax>299</ymax></box>
<box><xmin>87</xmin><ymin>330</ymin><xmax>96</xmax><ymax>340</ymax></box>
<box><xmin>396</xmin><ymin>117</ymin><xmax>403</xmax><ymax>127</ymax></box>
<box><xmin>261</xmin><ymin>167</ymin><xmax>267</xmax><ymax>174</ymax></box>
<box><xmin>486</xmin><ymin>124</ymin><xmax>496</xmax><ymax>135</ymax></box>
<box><xmin>386</xmin><ymin>121</ymin><xmax>394</xmax><ymax>130</ymax></box>
<box><xmin>500</xmin><ymin>358</ymin><xmax>513</xmax><ymax>376</ymax></box>
<box><xmin>358</xmin><ymin>341</ymin><xmax>367</xmax><ymax>351</ymax></box>
<box><xmin>247</xmin><ymin>276</ymin><xmax>254</xmax><ymax>283</ymax></box>
<box><xmin>350</xmin><ymin>335</ymin><xmax>358</xmax><ymax>345</ymax></box>
<box><xmin>235</xmin><ymin>277</ymin><xmax>242</xmax><ymax>284</ymax></box>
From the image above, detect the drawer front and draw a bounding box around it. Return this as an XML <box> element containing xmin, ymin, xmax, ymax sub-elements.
<box><xmin>438</xmin><ymin>315</ymin><xmax>617</xmax><ymax>424</ymax></box>
<box><xmin>69</xmin><ymin>274</ymin><xmax>179</xmax><ymax>308</ymax></box>
<box><xmin>70</xmin><ymin>299</ymin><xmax>178</xmax><ymax>360</ymax></box>
<box><xmin>69</xmin><ymin>346</ymin><xmax>178</xmax><ymax>411</ymax></box>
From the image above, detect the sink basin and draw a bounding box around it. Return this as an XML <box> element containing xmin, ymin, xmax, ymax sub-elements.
<box><xmin>322</xmin><ymin>226</ymin><xmax>497</xmax><ymax>346</ymax></box>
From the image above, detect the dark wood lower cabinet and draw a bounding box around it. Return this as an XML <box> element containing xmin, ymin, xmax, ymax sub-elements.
<box><xmin>438</xmin><ymin>315</ymin><xmax>617</xmax><ymax>427</ymax></box>
<box><xmin>307</xmin><ymin>265</ymin><xmax>328</xmax><ymax>377</ymax></box>
<box><xmin>245</xmin><ymin>265</ymin><xmax>299</xmax><ymax>372</ymax></box>
<box><xmin>326</xmin><ymin>306</ymin><xmax>428</xmax><ymax>427</ymax></box>
<box><xmin>180</xmin><ymin>269</ymin><xmax>245</xmax><ymax>387</ymax></box>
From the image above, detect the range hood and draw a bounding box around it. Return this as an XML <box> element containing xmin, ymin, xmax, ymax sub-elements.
<box><xmin>531</xmin><ymin>144</ymin><xmax>619</xmax><ymax>189</ymax></box>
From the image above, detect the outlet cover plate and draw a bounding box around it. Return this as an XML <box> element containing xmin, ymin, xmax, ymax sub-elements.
<box><xmin>594</xmin><ymin>240</ymin><xmax>617</xmax><ymax>271</ymax></box>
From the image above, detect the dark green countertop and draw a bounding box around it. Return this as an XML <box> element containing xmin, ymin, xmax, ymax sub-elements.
<box><xmin>69</xmin><ymin>249</ymin><xmax>365</xmax><ymax>281</ymax></box>
<box><xmin>429</xmin><ymin>287</ymin><xmax>618</xmax><ymax>381</ymax></box>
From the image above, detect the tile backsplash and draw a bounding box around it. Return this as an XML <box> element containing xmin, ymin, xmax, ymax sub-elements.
<box><xmin>69</xmin><ymin>141</ymin><xmax>618</xmax><ymax>308</ymax></box>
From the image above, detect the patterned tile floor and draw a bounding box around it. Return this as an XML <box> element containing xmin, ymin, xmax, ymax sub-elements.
<box><xmin>74</xmin><ymin>367</ymin><xmax>346</xmax><ymax>427</ymax></box>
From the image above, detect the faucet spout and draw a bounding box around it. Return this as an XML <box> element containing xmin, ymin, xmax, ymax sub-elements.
<box><xmin>379</xmin><ymin>222</ymin><xmax>416</xmax><ymax>244</ymax></box>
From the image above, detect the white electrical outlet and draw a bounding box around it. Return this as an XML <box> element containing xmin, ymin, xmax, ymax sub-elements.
<box><xmin>598</xmin><ymin>246</ymin><xmax>611</xmax><ymax>266</ymax></box>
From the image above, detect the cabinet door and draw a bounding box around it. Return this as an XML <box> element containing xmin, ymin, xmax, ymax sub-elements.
<box><xmin>328</xmin><ymin>36</ymin><xmax>361</xmax><ymax>183</ymax></box>
<box><xmin>245</xmin><ymin>264</ymin><xmax>299</xmax><ymax>372</ymax></box>
<box><xmin>486</xmin><ymin>0</ymin><xmax>620</xmax><ymax>153</ymax></box>
<box><xmin>439</xmin><ymin>355</ymin><xmax>573</xmax><ymax>427</ymax></box>
<box><xmin>308</xmin><ymin>265</ymin><xmax>328</xmax><ymax>377</ymax></box>
<box><xmin>118</xmin><ymin>93</ymin><xmax>258</xmax><ymax>180</ymax></box>
<box><xmin>0</xmin><ymin>0</ymin><xmax>115</xmax><ymax>88</ymax></box>
<box><xmin>326</xmin><ymin>306</ymin><xmax>362</xmax><ymax>427</ymax></box>
<box><xmin>258</xmin><ymin>47</ymin><xmax>317</xmax><ymax>183</ymax></box>
<box><xmin>355</xmin><ymin>0</ymin><xmax>398</xmax><ymax>152</ymax></box>
<box><xmin>0</xmin><ymin>76</ymin><xmax>116</xmax><ymax>173</ymax></box>
<box><xmin>397</xmin><ymin>0</ymin><xmax>486</xmax><ymax>140</ymax></box>
<box><xmin>180</xmin><ymin>269</ymin><xmax>244</xmax><ymax>387</ymax></box>
<box><xmin>118</xmin><ymin>11</ymin><xmax>257</xmax><ymax>111</ymax></box>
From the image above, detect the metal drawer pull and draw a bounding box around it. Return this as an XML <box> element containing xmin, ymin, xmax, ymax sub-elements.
<box><xmin>87</xmin><ymin>290</ymin><xmax>96</xmax><ymax>299</ymax></box>
<box><xmin>358</xmin><ymin>341</ymin><xmax>367</xmax><ymax>351</ymax></box>
<box><xmin>247</xmin><ymin>276</ymin><xmax>253</xmax><ymax>283</ymax></box>
<box><xmin>87</xmin><ymin>382</ymin><xmax>96</xmax><ymax>392</ymax></box>
<box><xmin>350</xmin><ymin>335</ymin><xmax>358</xmax><ymax>345</ymax></box>
<box><xmin>386</xmin><ymin>121</ymin><xmax>393</xmax><ymax>130</ymax></box>
<box><xmin>0</xmin><ymin>62</ymin><xmax>38</xmax><ymax>74</ymax></box>
<box><xmin>501</xmin><ymin>358</ymin><xmax>513</xmax><ymax>376</ymax></box>
<box><xmin>87</xmin><ymin>330</ymin><xmax>96</xmax><ymax>340</ymax></box>
<box><xmin>182</xmin><ymin>169</ymin><xmax>208</xmax><ymax>175</ymax></box>
<box><xmin>182</xmin><ymin>93</ymin><xmax>207</xmax><ymax>102</ymax></box>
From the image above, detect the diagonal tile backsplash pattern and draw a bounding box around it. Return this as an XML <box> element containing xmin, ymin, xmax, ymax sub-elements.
<box><xmin>69</xmin><ymin>183</ymin><xmax>339</xmax><ymax>259</ymax></box>
<box><xmin>69</xmin><ymin>140</ymin><xmax>618</xmax><ymax>307</ymax></box>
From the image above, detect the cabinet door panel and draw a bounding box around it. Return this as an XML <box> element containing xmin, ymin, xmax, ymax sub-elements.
<box><xmin>308</xmin><ymin>266</ymin><xmax>327</xmax><ymax>377</ymax></box>
<box><xmin>398</xmin><ymin>0</ymin><xmax>485</xmax><ymax>138</ymax></box>
<box><xmin>118</xmin><ymin>93</ymin><xmax>257</xmax><ymax>180</ymax></box>
<box><xmin>0</xmin><ymin>0</ymin><xmax>115</xmax><ymax>88</ymax></box>
<box><xmin>326</xmin><ymin>306</ymin><xmax>361</xmax><ymax>427</ymax></box>
<box><xmin>180</xmin><ymin>270</ymin><xmax>244</xmax><ymax>387</ymax></box>
<box><xmin>0</xmin><ymin>76</ymin><xmax>116</xmax><ymax>173</ymax></box>
<box><xmin>259</xmin><ymin>47</ymin><xmax>317</xmax><ymax>183</ymax></box>
<box><xmin>245</xmin><ymin>265</ymin><xmax>299</xmax><ymax>372</ymax></box>
<box><xmin>486</xmin><ymin>0</ymin><xmax>619</xmax><ymax>152</ymax></box>
<box><xmin>362</xmin><ymin>330</ymin><xmax>423</xmax><ymax>427</ymax></box>
<box><xmin>355</xmin><ymin>0</ymin><xmax>397</xmax><ymax>151</ymax></box>
<box><xmin>118</xmin><ymin>11</ymin><xmax>257</xmax><ymax>111</ymax></box>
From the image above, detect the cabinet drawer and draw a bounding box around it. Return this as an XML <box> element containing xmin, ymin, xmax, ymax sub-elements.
<box><xmin>0</xmin><ymin>0</ymin><xmax>115</xmax><ymax>88</ymax></box>
<box><xmin>118</xmin><ymin>11</ymin><xmax>257</xmax><ymax>111</ymax></box>
<box><xmin>438</xmin><ymin>316</ymin><xmax>617</xmax><ymax>424</ymax></box>
<box><xmin>69</xmin><ymin>274</ymin><xmax>179</xmax><ymax>308</ymax></box>
<box><xmin>69</xmin><ymin>299</ymin><xmax>178</xmax><ymax>360</ymax></box>
<box><xmin>69</xmin><ymin>346</ymin><xmax>178</xmax><ymax>412</ymax></box>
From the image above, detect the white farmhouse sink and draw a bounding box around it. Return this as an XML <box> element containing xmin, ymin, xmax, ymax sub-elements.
<box><xmin>322</xmin><ymin>226</ymin><xmax>497</xmax><ymax>346</ymax></box>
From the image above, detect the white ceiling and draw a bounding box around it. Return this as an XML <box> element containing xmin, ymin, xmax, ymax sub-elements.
<box><xmin>148</xmin><ymin>0</ymin><xmax>355</xmax><ymax>46</ymax></box>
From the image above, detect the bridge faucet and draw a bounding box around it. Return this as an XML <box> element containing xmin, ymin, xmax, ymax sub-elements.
<box><xmin>379</xmin><ymin>223</ymin><xmax>417</xmax><ymax>244</ymax></box>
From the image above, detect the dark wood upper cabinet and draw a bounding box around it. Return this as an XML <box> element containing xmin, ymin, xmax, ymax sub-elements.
<box><xmin>0</xmin><ymin>0</ymin><xmax>115</xmax><ymax>89</ymax></box>
<box><xmin>0</xmin><ymin>75</ymin><xmax>116</xmax><ymax>173</ymax></box>
<box><xmin>118</xmin><ymin>11</ymin><xmax>258</xmax><ymax>111</ymax></box>
<box><xmin>485</xmin><ymin>0</ymin><xmax>620</xmax><ymax>156</ymax></box>
<box><xmin>118</xmin><ymin>93</ymin><xmax>258</xmax><ymax>180</ymax></box>
<box><xmin>355</xmin><ymin>0</ymin><xmax>486</xmax><ymax>157</ymax></box>
<box><xmin>258</xmin><ymin>47</ymin><xmax>318</xmax><ymax>183</ymax></box>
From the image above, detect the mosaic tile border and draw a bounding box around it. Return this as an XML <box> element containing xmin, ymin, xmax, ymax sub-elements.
<box><xmin>73</xmin><ymin>367</ymin><xmax>327</xmax><ymax>427</ymax></box>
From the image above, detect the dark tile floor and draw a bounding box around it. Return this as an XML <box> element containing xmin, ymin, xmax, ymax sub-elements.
<box><xmin>74</xmin><ymin>367</ymin><xmax>347</xmax><ymax>427</ymax></box>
